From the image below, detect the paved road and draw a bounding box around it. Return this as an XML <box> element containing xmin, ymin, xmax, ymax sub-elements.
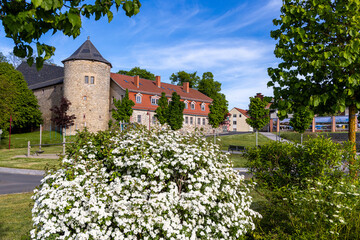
<box><xmin>0</xmin><ymin>172</ymin><xmax>43</xmax><ymax>195</ymax></box>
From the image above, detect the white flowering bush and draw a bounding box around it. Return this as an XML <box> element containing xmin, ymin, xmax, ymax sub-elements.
<box><xmin>31</xmin><ymin>126</ymin><xmax>260</xmax><ymax>239</ymax></box>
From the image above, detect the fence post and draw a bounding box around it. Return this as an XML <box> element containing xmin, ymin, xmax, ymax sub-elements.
<box><xmin>62</xmin><ymin>128</ymin><xmax>66</xmax><ymax>155</ymax></box>
<box><xmin>27</xmin><ymin>141</ymin><xmax>30</xmax><ymax>157</ymax></box>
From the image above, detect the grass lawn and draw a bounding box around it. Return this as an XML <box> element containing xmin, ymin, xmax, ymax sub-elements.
<box><xmin>0</xmin><ymin>145</ymin><xmax>62</xmax><ymax>170</ymax></box>
<box><xmin>0</xmin><ymin>192</ymin><xmax>33</xmax><ymax>240</ymax></box>
<box><xmin>279</xmin><ymin>132</ymin><xmax>318</xmax><ymax>144</ymax></box>
<box><xmin>0</xmin><ymin>130</ymin><xmax>74</xmax><ymax>149</ymax></box>
<box><xmin>216</xmin><ymin>133</ymin><xmax>272</xmax><ymax>150</ymax></box>
<box><xmin>229</xmin><ymin>154</ymin><xmax>248</xmax><ymax>168</ymax></box>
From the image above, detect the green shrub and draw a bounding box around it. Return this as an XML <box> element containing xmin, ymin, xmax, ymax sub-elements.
<box><xmin>245</xmin><ymin>137</ymin><xmax>351</xmax><ymax>191</ymax></box>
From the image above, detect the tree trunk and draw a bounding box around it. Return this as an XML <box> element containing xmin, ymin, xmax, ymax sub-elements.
<box><xmin>348</xmin><ymin>103</ymin><xmax>357</xmax><ymax>176</ymax></box>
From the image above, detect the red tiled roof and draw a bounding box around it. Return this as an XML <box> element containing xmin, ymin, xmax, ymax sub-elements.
<box><xmin>110</xmin><ymin>73</ymin><xmax>212</xmax><ymax>103</ymax></box>
<box><xmin>234</xmin><ymin>107</ymin><xmax>249</xmax><ymax>118</ymax></box>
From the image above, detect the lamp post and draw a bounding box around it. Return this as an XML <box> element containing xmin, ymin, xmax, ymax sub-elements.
<box><xmin>8</xmin><ymin>115</ymin><xmax>12</xmax><ymax>149</ymax></box>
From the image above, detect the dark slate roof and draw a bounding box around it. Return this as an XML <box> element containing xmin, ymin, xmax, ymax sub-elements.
<box><xmin>17</xmin><ymin>62</ymin><xmax>64</xmax><ymax>90</ymax></box>
<box><xmin>62</xmin><ymin>38</ymin><xmax>112</xmax><ymax>67</ymax></box>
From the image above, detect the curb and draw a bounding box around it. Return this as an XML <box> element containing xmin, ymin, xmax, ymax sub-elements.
<box><xmin>0</xmin><ymin>167</ymin><xmax>45</xmax><ymax>176</ymax></box>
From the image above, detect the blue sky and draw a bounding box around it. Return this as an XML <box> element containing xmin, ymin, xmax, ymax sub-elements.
<box><xmin>0</xmin><ymin>0</ymin><xmax>282</xmax><ymax>110</ymax></box>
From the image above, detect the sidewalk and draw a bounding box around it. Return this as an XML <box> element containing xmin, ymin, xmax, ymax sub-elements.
<box><xmin>260</xmin><ymin>132</ymin><xmax>292</xmax><ymax>143</ymax></box>
<box><xmin>0</xmin><ymin>167</ymin><xmax>45</xmax><ymax>176</ymax></box>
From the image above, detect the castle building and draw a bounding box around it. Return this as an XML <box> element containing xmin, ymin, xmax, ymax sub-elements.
<box><xmin>18</xmin><ymin>38</ymin><xmax>213</xmax><ymax>133</ymax></box>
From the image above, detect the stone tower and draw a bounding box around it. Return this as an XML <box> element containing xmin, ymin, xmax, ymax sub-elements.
<box><xmin>62</xmin><ymin>37</ymin><xmax>112</xmax><ymax>132</ymax></box>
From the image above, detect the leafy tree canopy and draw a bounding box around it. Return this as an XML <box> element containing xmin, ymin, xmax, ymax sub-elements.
<box><xmin>289</xmin><ymin>107</ymin><xmax>314</xmax><ymax>134</ymax></box>
<box><xmin>268</xmin><ymin>0</ymin><xmax>360</xmax><ymax>150</ymax></box>
<box><xmin>0</xmin><ymin>62</ymin><xmax>43</xmax><ymax>132</ymax></box>
<box><xmin>112</xmin><ymin>89</ymin><xmax>135</xmax><ymax>123</ymax></box>
<box><xmin>246</xmin><ymin>96</ymin><xmax>270</xmax><ymax>130</ymax></box>
<box><xmin>155</xmin><ymin>92</ymin><xmax>169</xmax><ymax>125</ymax></box>
<box><xmin>170</xmin><ymin>71</ymin><xmax>200</xmax><ymax>89</ymax></box>
<box><xmin>167</xmin><ymin>92</ymin><xmax>185</xmax><ymax>130</ymax></box>
<box><xmin>198</xmin><ymin>72</ymin><xmax>229</xmax><ymax>128</ymax></box>
<box><xmin>117</xmin><ymin>67</ymin><xmax>156</xmax><ymax>81</ymax></box>
<box><xmin>1</xmin><ymin>0</ymin><xmax>141</xmax><ymax>69</ymax></box>
<box><xmin>0</xmin><ymin>75</ymin><xmax>17</xmax><ymax>134</ymax></box>
<box><xmin>50</xmin><ymin>97</ymin><xmax>76</xmax><ymax>128</ymax></box>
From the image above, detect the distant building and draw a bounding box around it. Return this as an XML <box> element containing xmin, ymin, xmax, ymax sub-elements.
<box><xmin>228</xmin><ymin>107</ymin><xmax>253</xmax><ymax>132</ymax></box>
<box><xmin>18</xmin><ymin>38</ymin><xmax>213</xmax><ymax>133</ymax></box>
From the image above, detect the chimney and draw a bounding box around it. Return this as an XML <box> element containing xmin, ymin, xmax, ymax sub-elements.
<box><xmin>183</xmin><ymin>82</ymin><xmax>189</xmax><ymax>93</ymax></box>
<box><xmin>255</xmin><ymin>92</ymin><xmax>264</xmax><ymax>100</ymax></box>
<box><xmin>134</xmin><ymin>75</ymin><xmax>140</xmax><ymax>88</ymax></box>
<box><xmin>155</xmin><ymin>76</ymin><xmax>161</xmax><ymax>88</ymax></box>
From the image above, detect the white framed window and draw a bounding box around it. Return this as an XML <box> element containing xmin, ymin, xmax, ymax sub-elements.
<box><xmin>136</xmin><ymin>93</ymin><xmax>142</xmax><ymax>103</ymax></box>
<box><xmin>202</xmin><ymin>118</ymin><xmax>205</xmax><ymax>125</ymax></box>
<box><xmin>185</xmin><ymin>116</ymin><xmax>188</xmax><ymax>124</ymax></box>
<box><xmin>85</xmin><ymin>76</ymin><xmax>89</xmax><ymax>84</ymax></box>
<box><xmin>152</xmin><ymin>116</ymin><xmax>156</xmax><ymax>124</ymax></box>
<box><xmin>90</xmin><ymin>76</ymin><xmax>95</xmax><ymax>84</ymax></box>
<box><xmin>190</xmin><ymin>117</ymin><xmax>193</xmax><ymax>125</ymax></box>
<box><xmin>233</xmin><ymin>121</ymin><xmax>237</xmax><ymax>125</ymax></box>
<box><xmin>197</xmin><ymin>118</ymin><xmax>201</xmax><ymax>125</ymax></box>
<box><xmin>233</xmin><ymin>114</ymin><xmax>237</xmax><ymax>118</ymax></box>
<box><xmin>151</xmin><ymin>96</ymin><xmax>159</xmax><ymax>105</ymax></box>
<box><xmin>201</xmin><ymin>103</ymin><xmax>206</xmax><ymax>111</ymax></box>
<box><xmin>137</xmin><ymin>115</ymin><xmax>142</xmax><ymax>123</ymax></box>
<box><xmin>191</xmin><ymin>101</ymin><xmax>196</xmax><ymax>110</ymax></box>
<box><xmin>184</xmin><ymin>100</ymin><xmax>189</xmax><ymax>109</ymax></box>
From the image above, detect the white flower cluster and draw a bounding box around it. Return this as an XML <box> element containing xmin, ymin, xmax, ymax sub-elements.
<box><xmin>31</xmin><ymin>127</ymin><xmax>260</xmax><ymax>239</ymax></box>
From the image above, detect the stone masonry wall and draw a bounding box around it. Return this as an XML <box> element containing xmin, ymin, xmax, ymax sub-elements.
<box><xmin>63</xmin><ymin>60</ymin><xmax>111</xmax><ymax>133</ymax></box>
<box><xmin>33</xmin><ymin>84</ymin><xmax>63</xmax><ymax>131</ymax></box>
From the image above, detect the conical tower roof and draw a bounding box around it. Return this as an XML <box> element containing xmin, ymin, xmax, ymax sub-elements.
<box><xmin>62</xmin><ymin>37</ymin><xmax>112</xmax><ymax>67</ymax></box>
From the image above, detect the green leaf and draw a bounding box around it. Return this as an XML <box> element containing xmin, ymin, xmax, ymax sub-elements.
<box><xmin>107</xmin><ymin>11</ymin><xmax>113</xmax><ymax>23</ymax></box>
<box><xmin>32</xmin><ymin>0</ymin><xmax>42</xmax><ymax>8</ymax></box>
<box><xmin>68</xmin><ymin>13</ymin><xmax>81</xmax><ymax>28</ymax></box>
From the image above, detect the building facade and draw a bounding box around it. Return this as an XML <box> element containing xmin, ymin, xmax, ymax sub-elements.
<box><xmin>18</xmin><ymin>38</ymin><xmax>213</xmax><ymax>133</ymax></box>
<box><xmin>228</xmin><ymin>107</ymin><xmax>253</xmax><ymax>132</ymax></box>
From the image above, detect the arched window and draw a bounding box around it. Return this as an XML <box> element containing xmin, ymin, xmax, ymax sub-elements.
<box><xmin>191</xmin><ymin>101</ymin><xmax>196</xmax><ymax>110</ymax></box>
<box><xmin>184</xmin><ymin>100</ymin><xmax>189</xmax><ymax>109</ymax></box>
<box><xmin>136</xmin><ymin>93</ymin><xmax>142</xmax><ymax>103</ymax></box>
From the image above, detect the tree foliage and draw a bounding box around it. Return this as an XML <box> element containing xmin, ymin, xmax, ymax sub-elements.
<box><xmin>117</xmin><ymin>67</ymin><xmax>155</xmax><ymax>81</ymax></box>
<box><xmin>50</xmin><ymin>97</ymin><xmax>76</xmax><ymax>128</ymax></box>
<box><xmin>198</xmin><ymin>72</ymin><xmax>228</xmax><ymax>128</ymax></box>
<box><xmin>0</xmin><ymin>52</ymin><xmax>8</xmax><ymax>63</ymax></box>
<box><xmin>170</xmin><ymin>71</ymin><xmax>200</xmax><ymax>88</ymax></box>
<box><xmin>0</xmin><ymin>62</ymin><xmax>42</xmax><ymax>132</ymax></box>
<box><xmin>0</xmin><ymin>75</ymin><xmax>17</xmax><ymax>135</ymax></box>
<box><xmin>0</xmin><ymin>0</ymin><xmax>141</xmax><ymax>69</ymax></box>
<box><xmin>268</xmin><ymin>0</ymin><xmax>360</xmax><ymax>150</ymax></box>
<box><xmin>167</xmin><ymin>92</ymin><xmax>185</xmax><ymax>130</ymax></box>
<box><xmin>155</xmin><ymin>92</ymin><xmax>168</xmax><ymax>125</ymax></box>
<box><xmin>112</xmin><ymin>89</ymin><xmax>135</xmax><ymax>123</ymax></box>
<box><xmin>246</xmin><ymin>96</ymin><xmax>270</xmax><ymax>131</ymax></box>
<box><xmin>289</xmin><ymin>107</ymin><xmax>313</xmax><ymax>134</ymax></box>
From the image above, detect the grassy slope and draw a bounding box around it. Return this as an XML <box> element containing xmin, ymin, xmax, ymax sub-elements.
<box><xmin>217</xmin><ymin>133</ymin><xmax>272</xmax><ymax>150</ymax></box>
<box><xmin>0</xmin><ymin>192</ymin><xmax>33</xmax><ymax>240</ymax></box>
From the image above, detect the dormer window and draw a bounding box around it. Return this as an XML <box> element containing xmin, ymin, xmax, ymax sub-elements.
<box><xmin>201</xmin><ymin>103</ymin><xmax>206</xmax><ymax>111</ymax></box>
<box><xmin>184</xmin><ymin>100</ymin><xmax>189</xmax><ymax>109</ymax></box>
<box><xmin>151</xmin><ymin>96</ymin><xmax>159</xmax><ymax>105</ymax></box>
<box><xmin>191</xmin><ymin>101</ymin><xmax>196</xmax><ymax>110</ymax></box>
<box><xmin>136</xmin><ymin>93</ymin><xmax>142</xmax><ymax>103</ymax></box>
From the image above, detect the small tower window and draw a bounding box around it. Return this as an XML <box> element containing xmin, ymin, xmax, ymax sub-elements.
<box><xmin>83</xmin><ymin>96</ymin><xmax>87</xmax><ymax>101</ymax></box>
<box><xmin>85</xmin><ymin>76</ymin><xmax>89</xmax><ymax>84</ymax></box>
<box><xmin>90</xmin><ymin>76</ymin><xmax>95</xmax><ymax>84</ymax></box>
